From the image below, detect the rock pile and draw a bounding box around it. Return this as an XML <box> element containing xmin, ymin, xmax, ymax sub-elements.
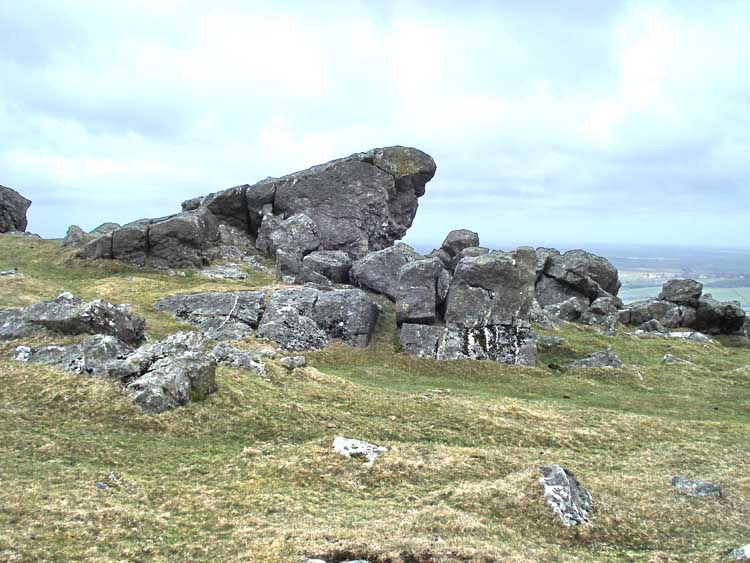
<box><xmin>78</xmin><ymin>146</ymin><xmax>436</xmax><ymax>269</ymax></box>
<box><xmin>0</xmin><ymin>185</ymin><xmax>31</xmax><ymax>233</ymax></box>
<box><xmin>620</xmin><ymin>279</ymin><xmax>745</xmax><ymax>335</ymax></box>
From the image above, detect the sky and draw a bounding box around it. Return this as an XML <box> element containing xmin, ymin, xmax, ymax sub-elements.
<box><xmin>1</xmin><ymin>0</ymin><xmax>749</xmax><ymax>249</ymax></box>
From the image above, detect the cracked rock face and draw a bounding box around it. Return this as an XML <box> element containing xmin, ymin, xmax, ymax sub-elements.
<box><xmin>350</xmin><ymin>243</ymin><xmax>424</xmax><ymax>301</ymax></box>
<box><xmin>539</xmin><ymin>464</ymin><xmax>592</xmax><ymax>526</ymax></box>
<box><xmin>78</xmin><ymin>146</ymin><xmax>436</xmax><ymax>268</ymax></box>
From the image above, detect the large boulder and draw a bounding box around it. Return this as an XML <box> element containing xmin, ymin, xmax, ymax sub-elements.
<box><xmin>694</xmin><ymin>295</ymin><xmax>746</xmax><ymax>334</ymax></box>
<box><xmin>619</xmin><ymin>299</ymin><xmax>693</xmax><ymax>329</ymax></box>
<box><xmin>154</xmin><ymin>291</ymin><xmax>268</xmax><ymax>340</ymax></box>
<box><xmin>440</xmin><ymin>229</ymin><xmax>479</xmax><ymax>257</ymax></box>
<box><xmin>0</xmin><ymin>185</ymin><xmax>31</xmax><ymax>233</ymax></box>
<box><xmin>0</xmin><ymin>292</ymin><xmax>146</xmax><ymax>345</ymax></box>
<box><xmin>658</xmin><ymin>279</ymin><xmax>703</xmax><ymax>307</ymax></box>
<box><xmin>350</xmin><ymin>243</ymin><xmax>423</xmax><ymax>300</ymax></box>
<box><xmin>61</xmin><ymin>225</ymin><xmax>85</xmax><ymax>248</ymax></box>
<box><xmin>395</xmin><ymin>257</ymin><xmax>449</xmax><ymax>325</ymax></box>
<box><xmin>445</xmin><ymin>247</ymin><xmax>536</xmax><ymax>327</ymax></box>
<box><xmin>535</xmin><ymin>274</ymin><xmax>586</xmax><ymax>309</ymax></box>
<box><xmin>80</xmin><ymin>147</ymin><xmax>435</xmax><ymax>268</ymax></box>
<box><xmin>256</xmin><ymin>306</ymin><xmax>329</xmax><ymax>352</ymax></box>
<box><xmin>567</xmin><ymin>347</ymin><xmax>623</xmax><ymax>369</ymax></box>
<box><xmin>543</xmin><ymin>250</ymin><xmax>621</xmax><ymax>301</ymax></box>
<box><xmin>302</xmin><ymin>250</ymin><xmax>353</xmax><ymax>284</ymax></box>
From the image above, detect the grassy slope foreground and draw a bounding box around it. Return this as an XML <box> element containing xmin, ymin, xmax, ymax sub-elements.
<box><xmin>0</xmin><ymin>235</ymin><xmax>749</xmax><ymax>563</ymax></box>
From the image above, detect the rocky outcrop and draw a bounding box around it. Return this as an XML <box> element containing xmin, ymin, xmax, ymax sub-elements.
<box><xmin>567</xmin><ymin>347</ymin><xmax>623</xmax><ymax>369</ymax></box>
<box><xmin>670</xmin><ymin>476</ymin><xmax>723</xmax><ymax>497</ymax></box>
<box><xmin>350</xmin><ymin>243</ymin><xmax>423</xmax><ymax>300</ymax></box>
<box><xmin>395</xmin><ymin>257</ymin><xmax>450</xmax><ymax>325</ymax></box>
<box><xmin>0</xmin><ymin>292</ymin><xmax>146</xmax><ymax>345</ymax></box>
<box><xmin>539</xmin><ymin>464</ymin><xmax>592</xmax><ymax>526</ymax></box>
<box><xmin>399</xmin><ymin>247</ymin><xmax>538</xmax><ymax>366</ymax></box>
<box><xmin>78</xmin><ymin>146</ymin><xmax>436</xmax><ymax>268</ymax></box>
<box><xmin>61</xmin><ymin>225</ymin><xmax>85</xmax><ymax>248</ymax></box>
<box><xmin>0</xmin><ymin>185</ymin><xmax>31</xmax><ymax>233</ymax></box>
<box><xmin>620</xmin><ymin>280</ymin><xmax>745</xmax><ymax>335</ymax></box>
<box><xmin>211</xmin><ymin>343</ymin><xmax>266</xmax><ymax>375</ymax></box>
<box><xmin>13</xmin><ymin>335</ymin><xmax>133</xmax><ymax>377</ymax></box>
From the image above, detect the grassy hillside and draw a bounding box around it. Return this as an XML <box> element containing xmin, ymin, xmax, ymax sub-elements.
<box><xmin>0</xmin><ymin>235</ymin><xmax>749</xmax><ymax>563</ymax></box>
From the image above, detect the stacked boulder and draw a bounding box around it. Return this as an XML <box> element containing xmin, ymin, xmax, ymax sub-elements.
<box><xmin>78</xmin><ymin>146</ymin><xmax>436</xmax><ymax>270</ymax></box>
<box><xmin>620</xmin><ymin>279</ymin><xmax>745</xmax><ymax>335</ymax></box>
<box><xmin>0</xmin><ymin>185</ymin><xmax>31</xmax><ymax>233</ymax></box>
<box><xmin>398</xmin><ymin>231</ymin><xmax>537</xmax><ymax>366</ymax></box>
<box><xmin>534</xmin><ymin>248</ymin><xmax>622</xmax><ymax>332</ymax></box>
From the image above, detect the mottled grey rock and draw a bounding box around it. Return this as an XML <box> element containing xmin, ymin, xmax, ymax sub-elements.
<box><xmin>0</xmin><ymin>269</ymin><xmax>21</xmax><ymax>276</ymax></box>
<box><xmin>620</xmin><ymin>300</ymin><xmax>688</xmax><ymax>329</ymax></box>
<box><xmin>255</xmin><ymin>208</ymin><xmax>283</xmax><ymax>256</ymax></box>
<box><xmin>148</xmin><ymin>210</ymin><xmax>221</xmax><ymax>269</ymax></box>
<box><xmin>543</xmin><ymin>250</ymin><xmax>621</xmax><ymax>300</ymax></box>
<box><xmin>12</xmin><ymin>335</ymin><xmax>134</xmax><ymax>378</ymax></box>
<box><xmin>200</xmin><ymin>263</ymin><xmax>248</xmax><ymax>280</ymax></box>
<box><xmin>276</xmin><ymin>248</ymin><xmax>303</xmax><ymax>281</ymax></box>
<box><xmin>663</xmin><ymin>354</ymin><xmax>691</xmax><ymax>365</ymax></box>
<box><xmin>77</xmin><ymin>233</ymin><xmax>113</xmax><ymax>260</ymax></box>
<box><xmin>445</xmin><ymin>247</ymin><xmax>536</xmax><ymax>328</ymax></box>
<box><xmin>0</xmin><ymin>293</ymin><xmax>146</xmax><ymax>345</ymax></box>
<box><xmin>726</xmin><ymin>545</ymin><xmax>750</xmax><ymax>561</ymax></box>
<box><xmin>670</xmin><ymin>476</ymin><xmax>722</xmax><ymax>497</ymax></box>
<box><xmin>543</xmin><ymin>296</ymin><xmax>589</xmax><ymax>323</ymax></box>
<box><xmin>400</xmin><ymin>323</ymin><xmax>537</xmax><ymax>366</ymax></box>
<box><xmin>90</xmin><ymin>222</ymin><xmax>120</xmax><ymax>235</ymax></box>
<box><xmin>279</xmin><ymin>355</ymin><xmax>306</xmax><ymax>370</ymax></box>
<box><xmin>154</xmin><ymin>290</ymin><xmax>268</xmax><ymax>341</ymax></box>
<box><xmin>212</xmin><ymin>343</ymin><xmax>266</xmax><ymax>375</ymax></box>
<box><xmin>452</xmin><ymin>246</ymin><xmax>490</xmax><ymax>272</ymax></box>
<box><xmin>256</xmin><ymin>306</ymin><xmax>328</xmax><ymax>352</ymax></box>
<box><xmin>441</xmin><ymin>229</ymin><xmax>479</xmax><ymax>257</ymax></box>
<box><xmin>539</xmin><ymin>464</ymin><xmax>592</xmax><ymax>526</ymax></box>
<box><xmin>528</xmin><ymin>299</ymin><xmax>553</xmax><ymax>328</ymax></box>
<box><xmin>568</xmin><ymin>347</ymin><xmax>623</xmax><ymax>369</ymax></box>
<box><xmin>61</xmin><ymin>225</ymin><xmax>85</xmax><ymax>248</ymax></box>
<box><xmin>350</xmin><ymin>243</ymin><xmax>423</xmax><ymax>300</ymax></box>
<box><xmin>427</xmin><ymin>247</ymin><xmax>453</xmax><ymax>270</ymax></box>
<box><xmin>537</xmin><ymin>335</ymin><xmax>565</xmax><ymax>350</ymax></box>
<box><xmin>0</xmin><ymin>185</ymin><xmax>31</xmax><ymax>233</ymax></box>
<box><xmin>535</xmin><ymin>247</ymin><xmax>561</xmax><ymax>281</ymax></box>
<box><xmin>659</xmin><ymin>279</ymin><xmax>703</xmax><ymax>307</ymax></box>
<box><xmin>302</xmin><ymin>250</ymin><xmax>352</xmax><ymax>284</ymax></box>
<box><xmin>395</xmin><ymin>257</ymin><xmax>446</xmax><ymax>325</ymax></box>
<box><xmin>268</xmin><ymin>213</ymin><xmax>320</xmax><ymax>258</ymax></box>
<box><xmin>126</xmin><ymin>352</ymin><xmax>217</xmax><ymax>414</ymax></box>
<box><xmin>333</xmin><ymin>436</ymin><xmax>387</xmax><ymax>465</ymax></box>
<box><xmin>638</xmin><ymin>319</ymin><xmax>666</xmax><ymax>333</ymax></box>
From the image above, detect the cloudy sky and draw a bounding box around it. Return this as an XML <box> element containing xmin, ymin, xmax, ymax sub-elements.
<box><xmin>1</xmin><ymin>0</ymin><xmax>749</xmax><ymax>248</ymax></box>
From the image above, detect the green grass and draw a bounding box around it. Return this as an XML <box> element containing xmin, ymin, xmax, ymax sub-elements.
<box><xmin>1</xmin><ymin>235</ymin><xmax>749</xmax><ymax>562</ymax></box>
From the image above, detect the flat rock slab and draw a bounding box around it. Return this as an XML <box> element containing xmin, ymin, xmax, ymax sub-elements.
<box><xmin>200</xmin><ymin>264</ymin><xmax>248</xmax><ymax>280</ymax></box>
<box><xmin>212</xmin><ymin>343</ymin><xmax>266</xmax><ymax>376</ymax></box>
<box><xmin>333</xmin><ymin>437</ymin><xmax>388</xmax><ymax>465</ymax></box>
<box><xmin>670</xmin><ymin>476</ymin><xmax>723</xmax><ymax>497</ymax></box>
<box><xmin>567</xmin><ymin>347</ymin><xmax>623</xmax><ymax>369</ymax></box>
<box><xmin>539</xmin><ymin>464</ymin><xmax>593</xmax><ymax>526</ymax></box>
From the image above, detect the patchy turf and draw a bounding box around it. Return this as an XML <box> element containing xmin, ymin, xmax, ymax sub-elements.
<box><xmin>0</xmin><ymin>235</ymin><xmax>749</xmax><ymax>563</ymax></box>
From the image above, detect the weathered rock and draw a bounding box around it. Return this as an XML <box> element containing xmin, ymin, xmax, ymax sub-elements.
<box><xmin>445</xmin><ymin>247</ymin><xmax>536</xmax><ymax>328</ymax></box>
<box><xmin>580</xmin><ymin>296</ymin><xmax>620</xmax><ymax>325</ymax></box>
<box><xmin>537</xmin><ymin>335</ymin><xmax>565</xmax><ymax>350</ymax></box>
<box><xmin>427</xmin><ymin>247</ymin><xmax>453</xmax><ymax>270</ymax></box>
<box><xmin>663</xmin><ymin>354</ymin><xmax>691</xmax><ymax>365</ymax></box>
<box><xmin>0</xmin><ymin>269</ymin><xmax>21</xmax><ymax>276</ymax></box>
<box><xmin>620</xmin><ymin>300</ymin><xmax>691</xmax><ymax>329</ymax></box>
<box><xmin>200</xmin><ymin>264</ymin><xmax>248</xmax><ymax>280</ymax></box>
<box><xmin>275</xmin><ymin>248</ymin><xmax>303</xmax><ymax>282</ymax></box>
<box><xmin>543</xmin><ymin>296</ymin><xmax>589</xmax><ymax>323</ymax></box>
<box><xmin>543</xmin><ymin>250</ymin><xmax>621</xmax><ymax>301</ymax></box>
<box><xmin>61</xmin><ymin>225</ymin><xmax>85</xmax><ymax>248</ymax></box>
<box><xmin>12</xmin><ymin>335</ymin><xmax>134</xmax><ymax>378</ymax></box>
<box><xmin>399</xmin><ymin>323</ymin><xmax>537</xmax><ymax>366</ymax></box>
<box><xmin>568</xmin><ymin>347</ymin><xmax>623</xmax><ymax>369</ymax></box>
<box><xmin>535</xmin><ymin>274</ymin><xmax>586</xmax><ymax>309</ymax></box>
<box><xmin>0</xmin><ymin>293</ymin><xmax>146</xmax><ymax>345</ymax></box>
<box><xmin>694</xmin><ymin>294</ymin><xmax>746</xmax><ymax>334</ymax></box>
<box><xmin>268</xmin><ymin>213</ymin><xmax>320</xmax><ymax>259</ymax></box>
<box><xmin>212</xmin><ymin>343</ymin><xmax>266</xmax><ymax>375</ymax></box>
<box><xmin>535</xmin><ymin>247</ymin><xmax>561</xmax><ymax>281</ymax></box>
<box><xmin>528</xmin><ymin>299</ymin><xmax>553</xmax><ymax>328</ymax></box>
<box><xmin>0</xmin><ymin>185</ymin><xmax>31</xmax><ymax>233</ymax></box>
<box><xmin>539</xmin><ymin>464</ymin><xmax>592</xmax><ymax>526</ymax></box>
<box><xmin>638</xmin><ymin>319</ymin><xmax>666</xmax><ymax>333</ymax></box>
<box><xmin>670</xmin><ymin>476</ymin><xmax>722</xmax><ymax>497</ymax></box>
<box><xmin>350</xmin><ymin>243</ymin><xmax>423</xmax><ymax>300</ymax></box>
<box><xmin>279</xmin><ymin>355</ymin><xmax>306</xmax><ymax>370</ymax></box>
<box><xmin>77</xmin><ymin>233</ymin><xmax>113</xmax><ymax>260</ymax></box>
<box><xmin>148</xmin><ymin>210</ymin><xmax>221</xmax><ymax>269</ymax></box>
<box><xmin>154</xmin><ymin>290</ymin><xmax>268</xmax><ymax>341</ymax></box>
<box><xmin>727</xmin><ymin>545</ymin><xmax>750</xmax><ymax>561</ymax></box>
<box><xmin>302</xmin><ymin>251</ymin><xmax>352</xmax><ymax>284</ymax></box>
<box><xmin>90</xmin><ymin>222</ymin><xmax>120</xmax><ymax>235</ymax></box>
<box><xmin>126</xmin><ymin>353</ymin><xmax>217</xmax><ymax>414</ymax></box>
<box><xmin>395</xmin><ymin>257</ymin><xmax>446</xmax><ymax>325</ymax></box>
<box><xmin>293</xmin><ymin>264</ymin><xmax>333</xmax><ymax>287</ymax></box>
<box><xmin>333</xmin><ymin>437</ymin><xmax>387</xmax><ymax>465</ymax></box>
<box><xmin>452</xmin><ymin>246</ymin><xmax>490</xmax><ymax>272</ymax></box>
<box><xmin>659</xmin><ymin>279</ymin><xmax>703</xmax><ymax>307</ymax></box>
<box><xmin>258</xmin><ymin>287</ymin><xmax>379</xmax><ymax>349</ymax></box>
<box><xmin>441</xmin><ymin>229</ymin><xmax>479</xmax><ymax>257</ymax></box>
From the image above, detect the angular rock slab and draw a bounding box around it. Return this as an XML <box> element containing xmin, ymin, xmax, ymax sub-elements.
<box><xmin>0</xmin><ymin>292</ymin><xmax>146</xmax><ymax>345</ymax></box>
<box><xmin>350</xmin><ymin>243</ymin><xmax>423</xmax><ymax>301</ymax></box>
<box><xmin>333</xmin><ymin>437</ymin><xmax>388</xmax><ymax>465</ymax></box>
<box><xmin>670</xmin><ymin>476</ymin><xmax>723</xmax><ymax>497</ymax></box>
<box><xmin>543</xmin><ymin>249</ymin><xmax>621</xmax><ymax>300</ymax></box>
<box><xmin>395</xmin><ymin>257</ymin><xmax>448</xmax><ymax>325</ymax></box>
<box><xmin>400</xmin><ymin>323</ymin><xmax>537</xmax><ymax>366</ymax></box>
<box><xmin>539</xmin><ymin>464</ymin><xmax>593</xmax><ymax>526</ymax></box>
<box><xmin>212</xmin><ymin>343</ymin><xmax>266</xmax><ymax>376</ymax></box>
<box><xmin>567</xmin><ymin>347</ymin><xmax>623</xmax><ymax>369</ymax></box>
<box><xmin>0</xmin><ymin>185</ymin><xmax>31</xmax><ymax>233</ymax></box>
<box><xmin>658</xmin><ymin>279</ymin><xmax>703</xmax><ymax>307</ymax></box>
<box><xmin>154</xmin><ymin>290</ymin><xmax>268</xmax><ymax>340</ymax></box>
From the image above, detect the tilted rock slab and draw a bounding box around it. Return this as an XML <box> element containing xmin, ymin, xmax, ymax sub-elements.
<box><xmin>539</xmin><ymin>464</ymin><xmax>593</xmax><ymax>526</ymax></box>
<box><xmin>78</xmin><ymin>146</ymin><xmax>436</xmax><ymax>268</ymax></box>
